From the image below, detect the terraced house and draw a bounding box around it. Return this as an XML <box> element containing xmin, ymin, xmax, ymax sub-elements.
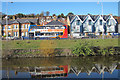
<box><xmin>0</xmin><ymin>18</ymin><xmax>39</xmax><ymax>38</ymax></box>
<box><xmin>67</xmin><ymin>14</ymin><xmax>117</xmax><ymax>37</ymax></box>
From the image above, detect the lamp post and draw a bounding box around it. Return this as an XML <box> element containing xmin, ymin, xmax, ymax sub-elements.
<box><xmin>6</xmin><ymin>2</ymin><xmax>8</xmax><ymax>40</ymax></box>
<box><xmin>97</xmin><ymin>2</ymin><xmax>104</xmax><ymax>39</ymax></box>
<box><xmin>6</xmin><ymin>2</ymin><xmax>13</xmax><ymax>40</ymax></box>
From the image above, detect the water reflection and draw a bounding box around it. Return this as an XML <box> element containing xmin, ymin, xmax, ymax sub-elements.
<box><xmin>2</xmin><ymin>56</ymin><xmax>120</xmax><ymax>79</ymax></box>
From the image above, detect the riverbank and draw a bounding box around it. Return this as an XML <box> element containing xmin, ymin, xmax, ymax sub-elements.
<box><xmin>2</xmin><ymin>38</ymin><xmax>120</xmax><ymax>58</ymax></box>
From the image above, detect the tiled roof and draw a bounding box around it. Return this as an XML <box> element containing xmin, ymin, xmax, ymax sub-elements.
<box><xmin>0</xmin><ymin>18</ymin><xmax>38</xmax><ymax>25</ymax></box>
<box><xmin>0</xmin><ymin>19</ymin><xmax>14</xmax><ymax>25</ymax></box>
<box><xmin>12</xmin><ymin>20</ymin><xmax>20</xmax><ymax>24</ymax></box>
<box><xmin>68</xmin><ymin>15</ymin><xmax>112</xmax><ymax>22</ymax></box>
<box><xmin>45</xmin><ymin>20</ymin><xmax>65</xmax><ymax>26</ymax></box>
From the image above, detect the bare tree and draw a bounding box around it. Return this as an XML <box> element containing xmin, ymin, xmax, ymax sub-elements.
<box><xmin>40</xmin><ymin>11</ymin><xmax>44</xmax><ymax>17</ymax></box>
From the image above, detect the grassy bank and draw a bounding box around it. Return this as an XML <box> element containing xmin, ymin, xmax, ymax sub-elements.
<box><xmin>2</xmin><ymin>38</ymin><xmax>119</xmax><ymax>49</ymax></box>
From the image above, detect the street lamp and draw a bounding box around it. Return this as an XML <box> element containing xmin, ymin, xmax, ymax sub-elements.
<box><xmin>6</xmin><ymin>2</ymin><xmax>13</xmax><ymax>40</ymax></box>
<box><xmin>97</xmin><ymin>2</ymin><xmax>104</xmax><ymax>39</ymax></box>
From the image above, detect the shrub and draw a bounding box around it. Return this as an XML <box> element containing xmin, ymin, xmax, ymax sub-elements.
<box><xmin>72</xmin><ymin>42</ymin><xmax>94</xmax><ymax>56</ymax></box>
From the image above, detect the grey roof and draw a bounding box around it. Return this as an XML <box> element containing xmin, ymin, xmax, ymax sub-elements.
<box><xmin>90</xmin><ymin>15</ymin><xmax>99</xmax><ymax>21</ymax></box>
<box><xmin>0</xmin><ymin>19</ymin><xmax>13</xmax><ymax>25</ymax></box>
<box><xmin>78</xmin><ymin>15</ymin><xmax>87</xmax><ymax>21</ymax></box>
<box><xmin>45</xmin><ymin>20</ymin><xmax>65</xmax><ymax>26</ymax></box>
<box><xmin>68</xmin><ymin>15</ymin><xmax>75</xmax><ymax>22</ymax></box>
<box><xmin>69</xmin><ymin>15</ymin><xmax>112</xmax><ymax>22</ymax></box>
<box><xmin>0</xmin><ymin>18</ymin><xmax>38</xmax><ymax>25</ymax></box>
<box><xmin>12</xmin><ymin>20</ymin><xmax>20</xmax><ymax>24</ymax></box>
<box><xmin>16</xmin><ymin>18</ymin><xmax>38</xmax><ymax>24</ymax></box>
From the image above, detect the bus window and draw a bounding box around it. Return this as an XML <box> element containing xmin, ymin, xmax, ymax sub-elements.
<box><xmin>60</xmin><ymin>32</ymin><xmax>63</xmax><ymax>35</ymax></box>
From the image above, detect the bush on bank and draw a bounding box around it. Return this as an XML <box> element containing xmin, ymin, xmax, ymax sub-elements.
<box><xmin>72</xmin><ymin>41</ymin><xmax>119</xmax><ymax>56</ymax></box>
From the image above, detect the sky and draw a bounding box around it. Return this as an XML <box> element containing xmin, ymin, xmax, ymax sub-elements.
<box><xmin>2</xmin><ymin>2</ymin><xmax>118</xmax><ymax>16</ymax></box>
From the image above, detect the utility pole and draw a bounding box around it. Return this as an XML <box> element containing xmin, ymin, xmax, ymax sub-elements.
<box><xmin>6</xmin><ymin>2</ymin><xmax>13</xmax><ymax>40</ymax></box>
<box><xmin>97</xmin><ymin>1</ymin><xmax>104</xmax><ymax>39</ymax></box>
<box><xmin>6</xmin><ymin>2</ymin><xmax>8</xmax><ymax>40</ymax></box>
<box><xmin>101</xmin><ymin>2</ymin><xmax>104</xmax><ymax>39</ymax></box>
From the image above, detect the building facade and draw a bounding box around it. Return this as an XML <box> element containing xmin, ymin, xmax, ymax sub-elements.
<box><xmin>67</xmin><ymin>14</ymin><xmax>117</xmax><ymax>37</ymax></box>
<box><xmin>0</xmin><ymin>18</ymin><xmax>39</xmax><ymax>38</ymax></box>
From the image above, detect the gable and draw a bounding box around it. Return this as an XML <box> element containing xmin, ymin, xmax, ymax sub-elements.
<box><xmin>94</xmin><ymin>15</ymin><xmax>105</xmax><ymax>24</ymax></box>
<box><xmin>70</xmin><ymin>15</ymin><xmax>82</xmax><ymax>24</ymax></box>
<box><xmin>83</xmin><ymin>15</ymin><xmax>94</xmax><ymax>24</ymax></box>
<box><xmin>106</xmin><ymin>15</ymin><xmax>117</xmax><ymax>24</ymax></box>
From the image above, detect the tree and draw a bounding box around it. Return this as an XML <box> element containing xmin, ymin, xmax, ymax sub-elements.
<box><xmin>52</xmin><ymin>14</ymin><xmax>56</xmax><ymax>17</ymax></box>
<box><xmin>40</xmin><ymin>11</ymin><xmax>44</xmax><ymax>17</ymax></box>
<box><xmin>31</xmin><ymin>14</ymin><xmax>35</xmax><ymax>18</ymax></box>
<box><xmin>67</xmin><ymin>12</ymin><xmax>74</xmax><ymax>16</ymax></box>
<box><xmin>61</xmin><ymin>13</ymin><xmax>64</xmax><ymax>18</ymax></box>
<box><xmin>36</xmin><ymin>14</ymin><xmax>39</xmax><ymax>17</ymax></box>
<box><xmin>46</xmin><ymin>11</ymin><xmax>50</xmax><ymax>16</ymax></box>
<box><xmin>58</xmin><ymin>15</ymin><xmax>61</xmax><ymax>18</ymax></box>
<box><xmin>16</xmin><ymin>13</ymin><xmax>24</xmax><ymax>18</ymax></box>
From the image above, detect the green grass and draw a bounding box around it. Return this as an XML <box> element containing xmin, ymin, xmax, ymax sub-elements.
<box><xmin>2</xmin><ymin>38</ymin><xmax>119</xmax><ymax>49</ymax></box>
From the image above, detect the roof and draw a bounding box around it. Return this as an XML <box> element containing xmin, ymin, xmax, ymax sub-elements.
<box><xmin>89</xmin><ymin>15</ymin><xmax>99</xmax><ymax>21</ymax></box>
<box><xmin>0</xmin><ymin>19</ymin><xmax>14</xmax><ymax>25</ymax></box>
<box><xmin>68</xmin><ymin>15</ymin><xmax>75</xmax><ymax>22</ymax></box>
<box><xmin>68</xmin><ymin>15</ymin><xmax>113</xmax><ymax>23</ymax></box>
<box><xmin>0</xmin><ymin>18</ymin><xmax>38</xmax><ymax>25</ymax></box>
<box><xmin>45</xmin><ymin>20</ymin><xmax>65</xmax><ymax>26</ymax></box>
<box><xmin>78</xmin><ymin>15</ymin><xmax>87</xmax><ymax>21</ymax></box>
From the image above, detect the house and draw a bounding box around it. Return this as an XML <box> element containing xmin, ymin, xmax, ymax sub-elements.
<box><xmin>94</xmin><ymin>15</ymin><xmax>106</xmax><ymax>35</ymax></box>
<box><xmin>82</xmin><ymin>14</ymin><xmax>95</xmax><ymax>36</ymax></box>
<box><xmin>67</xmin><ymin>14</ymin><xmax>117</xmax><ymax>37</ymax></box>
<box><xmin>104</xmin><ymin>14</ymin><xmax>117</xmax><ymax>35</ymax></box>
<box><xmin>70</xmin><ymin>15</ymin><xmax>84</xmax><ymax>37</ymax></box>
<box><xmin>1</xmin><ymin>18</ymin><xmax>39</xmax><ymax>38</ymax></box>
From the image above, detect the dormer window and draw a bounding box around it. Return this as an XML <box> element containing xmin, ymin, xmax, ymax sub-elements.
<box><xmin>100</xmin><ymin>20</ymin><xmax>102</xmax><ymax>25</ymax></box>
<box><xmin>88</xmin><ymin>20</ymin><xmax>92</xmax><ymax>25</ymax></box>
<box><xmin>76</xmin><ymin>20</ymin><xmax>80</xmax><ymax>25</ymax></box>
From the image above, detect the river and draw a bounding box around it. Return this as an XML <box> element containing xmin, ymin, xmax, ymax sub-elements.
<box><xmin>1</xmin><ymin>56</ymin><xmax>120</xmax><ymax>80</ymax></box>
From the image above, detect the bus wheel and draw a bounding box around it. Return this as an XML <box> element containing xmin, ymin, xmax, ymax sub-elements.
<box><xmin>56</xmin><ymin>37</ymin><xmax>60</xmax><ymax>40</ymax></box>
<box><xmin>36</xmin><ymin>37</ymin><xmax>40</xmax><ymax>40</ymax></box>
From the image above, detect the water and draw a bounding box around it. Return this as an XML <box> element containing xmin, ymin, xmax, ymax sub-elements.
<box><xmin>1</xmin><ymin>56</ymin><xmax>120</xmax><ymax>79</ymax></box>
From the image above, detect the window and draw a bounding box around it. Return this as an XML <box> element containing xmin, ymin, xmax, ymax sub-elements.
<box><xmin>8</xmin><ymin>26</ymin><xmax>11</xmax><ymax>29</ymax></box>
<box><xmin>25</xmin><ymin>24</ymin><xmax>27</xmax><ymax>29</ymax></box>
<box><xmin>76</xmin><ymin>20</ymin><xmax>80</xmax><ymax>25</ymax></box>
<box><xmin>27</xmin><ymin>24</ymin><xmax>29</xmax><ymax>28</ymax></box>
<box><xmin>100</xmin><ymin>20</ymin><xmax>102</xmax><ymax>25</ymax></box>
<box><xmin>88</xmin><ymin>20</ymin><xmax>92</xmax><ymax>25</ymax></box>
<box><xmin>21</xmin><ymin>32</ymin><xmax>24</xmax><ymax>36</ymax></box>
<box><xmin>110</xmin><ymin>19</ymin><xmax>114</xmax><ymax>25</ymax></box>
<box><xmin>3</xmin><ymin>26</ymin><xmax>5</xmax><ymax>29</ymax></box>
<box><xmin>25</xmin><ymin>32</ymin><xmax>27</xmax><ymax>37</ymax></box>
<box><xmin>16</xmin><ymin>32</ymin><xmax>18</xmax><ymax>36</ymax></box>
<box><xmin>14</xmin><ymin>32</ymin><xmax>16</xmax><ymax>36</ymax></box>
<box><xmin>73</xmin><ymin>27</ymin><xmax>75</xmax><ymax>29</ymax></box>
<box><xmin>8</xmin><ymin>32</ymin><xmax>11</xmax><ymax>36</ymax></box>
<box><xmin>21</xmin><ymin>25</ymin><xmax>24</xmax><ymax>29</ymax></box>
<box><xmin>61</xmin><ymin>27</ymin><xmax>65</xmax><ymax>29</ymax></box>
<box><xmin>14</xmin><ymin>25</ymin><xmax>16</xmax><ymax>29</ymax></box>
<box><xmin>51</xmin><ymin>27</ymin><xmax>55</xmax><ymax>29</ymax></box>
<box><xmin>3</xmin><ymin>32</ymin><xmax>5</xmax><ymax>36</ymax></box>
<box><xmin>77</xmin><ymin>27</ymin><xmax>79</xmax><ymax>30</ymax></box>
<box><xmin>16</xmin><ymin>25</ymin><xmax>18</xmax><ymax>29</ymax></box>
